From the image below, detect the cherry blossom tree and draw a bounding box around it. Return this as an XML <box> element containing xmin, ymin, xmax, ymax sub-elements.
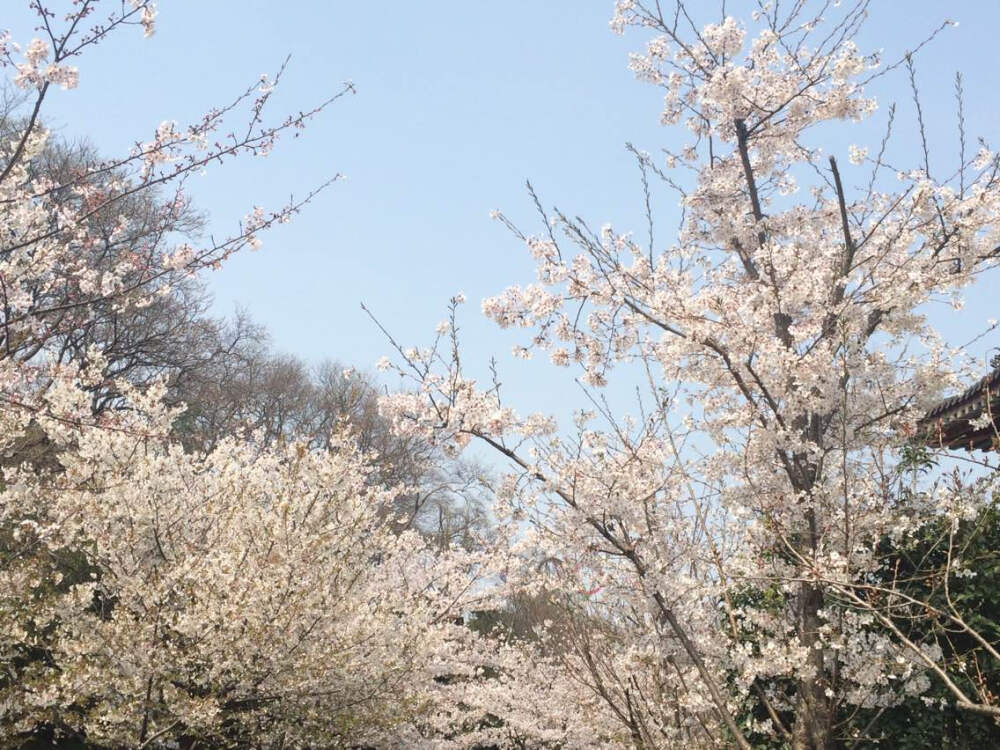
<box><xmin>0</xmin><ymin>0</ymin><xmax>351</xmax><ymax>433</ymax></box>
<box><xmin>0</xmin><ymin>3</ymin><xmax>502</xmax><ymax>748</ymax></box>
<box><xmin>378</xmin><ymin>2</ymin><xmax>1000</xmax><ymax>747</ymax></box>
<box><xmin>3</xmin><ymin>393</ymin><xmax>501</xmax><ymax>746</ymax></box>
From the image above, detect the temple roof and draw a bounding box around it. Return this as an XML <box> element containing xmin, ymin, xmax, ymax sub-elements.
<box><xmin>921</xmin><ymin>362</ymin><xmax>1000</xmax><ymax>452</ymax></box>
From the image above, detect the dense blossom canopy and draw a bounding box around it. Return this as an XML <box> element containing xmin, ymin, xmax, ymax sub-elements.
<box><xmin>2</xmin><ymin>1</ymin><xmax>1000</xmax><ymax>749</ymax></box>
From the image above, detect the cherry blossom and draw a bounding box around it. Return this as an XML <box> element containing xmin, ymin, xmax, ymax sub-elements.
<box><xmin>380</xmin><ymin>2</ymin><xmax>1000</xmax><ymax>747</ymax></box>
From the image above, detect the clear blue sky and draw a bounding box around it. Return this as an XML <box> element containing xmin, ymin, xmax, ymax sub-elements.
<box><xmin>8</xmin><ymin>1</ymin><xmax>1000</xmax><ymax>419</ymax></box>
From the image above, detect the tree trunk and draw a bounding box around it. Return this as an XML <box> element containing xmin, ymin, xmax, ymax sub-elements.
<box><xmin>791</xmin><ymin>581</ymin><xmax>834</xmax><ymax>750</ymax></box>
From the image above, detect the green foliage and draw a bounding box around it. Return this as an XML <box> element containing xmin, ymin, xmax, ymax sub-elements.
<box><xmin>848</xmin><ymin>502</ymin><xmax>1000</xmax><ymax>748</ymax></box>
<box><xmin>727</xmin><ymin>493</ymin><xmax>1000</xmax><ymax>748</ymax></box>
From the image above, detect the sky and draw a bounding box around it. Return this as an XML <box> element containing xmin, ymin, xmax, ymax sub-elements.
<box><xmin>7</xmin><ymin>1</ymin><xmax>1000</xmax><ymax>423</ymax></box>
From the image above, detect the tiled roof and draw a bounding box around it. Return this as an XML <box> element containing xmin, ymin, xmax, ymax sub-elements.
<box><xmin>921</xmin><ymin>365</ymin><xmax>1000</xmax><ymax>452</ymax></box>
<box><xmin>923</xmin><ymin>367</ymin><xmax>1000</xmax><ymax>420</ymax></box>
